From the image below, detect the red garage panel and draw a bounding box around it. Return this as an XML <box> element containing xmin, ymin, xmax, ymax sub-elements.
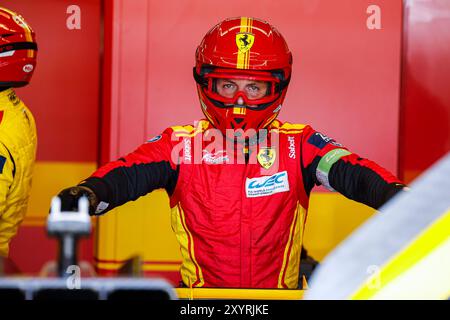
<box><xmin>401</xmin><ymin>0</ymin><xmax>450</xmax><ymax>183</ymax></box>
<box><xmin>2</xmin><ymin>0</ymin><xmax>101</xmax><ymax>162</ymax></box>
<box><xmin>8</xmin><ymin>226</ymin><xmax>94</xmax><ymax>275</ymax></box>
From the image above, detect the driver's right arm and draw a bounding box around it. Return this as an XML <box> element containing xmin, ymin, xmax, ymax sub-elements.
<box><xmin>57</xmin><ymin>131</ymin><xmax>179</xmax><ymax>215</ymax></box>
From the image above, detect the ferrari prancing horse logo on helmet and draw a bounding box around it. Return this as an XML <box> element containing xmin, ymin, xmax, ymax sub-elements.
<box><xmin>236</xmin><ymin>32</ymin><xmax>255</xmax><ymax>53</ymax></box>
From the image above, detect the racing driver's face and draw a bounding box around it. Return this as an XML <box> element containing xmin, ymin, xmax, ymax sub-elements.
<box><xmin>216</xmin><ymin>78</ymin><xmax>269</xmax><ymax>106</ymax></box>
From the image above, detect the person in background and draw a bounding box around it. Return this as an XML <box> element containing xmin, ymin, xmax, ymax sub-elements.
<box><xmin>0</xmin><ymin>7</ymin><xmax>38</xmax><ymax>259</ymax></box>
<box><xmin>56</xmin><ymin>17</ymin><xmax>405</xmax><ymax>288</ymax></box>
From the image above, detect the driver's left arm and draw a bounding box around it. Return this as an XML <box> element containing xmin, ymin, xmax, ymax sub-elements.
<box><xmin>301</xmin><ymin>126</ymin><xmax>406</xmax><ymax>210</ymax></box>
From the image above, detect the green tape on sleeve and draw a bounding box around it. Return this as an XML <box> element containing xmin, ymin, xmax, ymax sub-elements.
<box><xmin>316</xmin><ymin>149</ymin><xmax>352</xmax><ymax>190</ymax></box>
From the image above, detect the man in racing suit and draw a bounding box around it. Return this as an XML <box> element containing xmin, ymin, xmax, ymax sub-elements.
<box><xmin>0</xmin><ymin>7</ymin><xmax>38</xmax><ymax>258</ymax></box>
<box><xmin>57</xmin><ymin>17</ymin><xmax>405</xmax><ymax>288</ymax></box>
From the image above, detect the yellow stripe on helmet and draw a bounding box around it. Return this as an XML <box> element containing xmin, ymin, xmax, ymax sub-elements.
<box><xmin>236</xmin><ymin>17</ymin><xmax>253</xmax><ymax>69</ymax></box>
<box><xmin>2</xmin><ymin>8</ymin><xmax>34</xmax><ymax>58</ymax></box>
<box><xmin>245</xmin><ymin>17</ymin><xmax>253</xmax><ymax>69</ymax></box>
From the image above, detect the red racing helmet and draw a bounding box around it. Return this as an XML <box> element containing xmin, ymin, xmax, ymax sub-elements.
<box><xmin>194</xmin><ymin>17</ymin><xmax>292</xmax><ymax>134</ymax></box>
<box><xmin>0</xmin><ymin>7</ymin><xmax>38</xmax><ymax>88</ymax></box>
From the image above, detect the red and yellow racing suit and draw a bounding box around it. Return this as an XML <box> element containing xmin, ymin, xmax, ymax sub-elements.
<box><xmin>0</xmin><ymin>88</ymin><xmax>37</xmax><ymax>257</ymax></box>
<box><xmin>80</xmin><ymin>119</ymin><xmax>404</xmax><ymax>288</ymax></box>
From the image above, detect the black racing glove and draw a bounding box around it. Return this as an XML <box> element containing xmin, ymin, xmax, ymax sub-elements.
<box><xmin>380</xmin><ymin>183</ymin><xmax>408</xmax><ymax>208</ymax></box>
<box><xmin>56</xmin><ymin>185</ymin><xmax>99</xmax><ymax>215</ymax></box>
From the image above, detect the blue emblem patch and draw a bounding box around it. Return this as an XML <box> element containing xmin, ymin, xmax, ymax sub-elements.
<box><xmin>0</xmin><ymin>156</ymin><xmax>6</xmax><ymax>174</ymax></box>
<box><xmin>307</xmin><ymin>132</ymin><xmax>342</xmax><ymax>149</ymax></box>
<box><xmin>147</xmin><ymin>135</ymin><xmax>162</xmax><ymax>143</ymax></box>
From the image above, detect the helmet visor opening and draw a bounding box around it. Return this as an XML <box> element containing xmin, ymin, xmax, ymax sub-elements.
<box><xmin>203</xmin><ymin>69</ymin><xmax>281</xmax><ymax>107</ymax></box>
<box><xmin>213</xmin><ymin>78</ymin><xmax>271</xmax><ymax>100</ymax></box>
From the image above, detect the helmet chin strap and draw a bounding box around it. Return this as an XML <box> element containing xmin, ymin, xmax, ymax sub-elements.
<box><xmin>224</xmin><ymin>96</ymin><xmax>256</xmax><ymax>108</ymax></box>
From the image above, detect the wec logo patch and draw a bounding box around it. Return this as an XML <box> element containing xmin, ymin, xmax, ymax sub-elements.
<box><xmin>245</xmin><ymin>171</ymin><xmax>290</xmax><ymax>198</ymax></box>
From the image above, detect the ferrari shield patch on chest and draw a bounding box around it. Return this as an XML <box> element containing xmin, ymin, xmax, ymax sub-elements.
<box><xmin>246</xmin><ymin>171</ymin><xmax>290</xmax><ymax>198</ymax></box>
<box><xmin>236</xmin><ymin>32</ymin><xmax>254</xmax><ymax>53</ymax></box>
<box><xmin>257</xmin><ymin>147</ymin><xmax>276</xmax><ymax>169</ymax></box>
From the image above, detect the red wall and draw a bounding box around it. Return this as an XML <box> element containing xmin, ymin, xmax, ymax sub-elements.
<box><xmin>2</xmin><ymin>0</ymin><xmax>101</xmax><ymax>162</ymax></box>
<box><xmin>401</xmin><ymin>0</ymin><xmax>450</xmax><ymax>183</ymax></box>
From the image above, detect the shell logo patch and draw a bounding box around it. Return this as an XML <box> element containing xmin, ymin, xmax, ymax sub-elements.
<box><xmin>236</xmin><ymin>32</ymin><xmax>254</xmax><ymax>53</ymax></box>
<box><xmin>257</xmin><ymin>147</ymin><xmax>276</xmax><ymax>169</ymax></box>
